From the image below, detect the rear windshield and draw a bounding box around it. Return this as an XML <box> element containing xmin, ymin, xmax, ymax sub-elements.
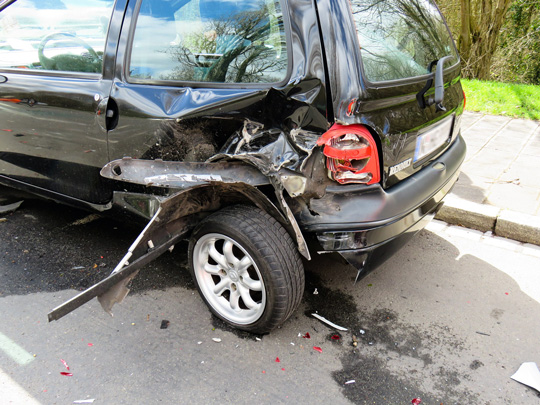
<box><xmin>350</xmin><ymin>0</ymin><xmax>458</xmax><ymax>82</ymax></box>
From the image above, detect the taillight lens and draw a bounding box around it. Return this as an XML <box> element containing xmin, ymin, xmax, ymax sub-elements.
<box><xmin>317</xmin><ymin>124</ymin><xmax>380</xmax><ymax>185</ymax></box>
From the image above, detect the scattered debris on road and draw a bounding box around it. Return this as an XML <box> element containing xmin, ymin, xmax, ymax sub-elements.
<box><xmin>303</xmin><ymin>332</ymin><xmax>310</xmax><ymax>339</ymax></box>
<box><xmin>511</xmin><ymin>362</ymin><xmax>540</xmax><ymax>392</ymax></box>
<box><xmin>73</xmin><ymin>400</ymin><xmax>95</xmax><ymax>404</ymax></box>
<box><xmin>60</xmin><ymin>359</ymin><xmax>70</xmax><ymax>370</ymax></box>
<box><xmin>212</xmin><ymin>338</ymin><xmax>222</xmax><ymax>343</ymax></box>
<box><xmin>313</xmin><ymin>346</ymin><xmax>323</xmax><ymax>353</ymax></box>
<box><xmin>311</xmin><ymin>313</ymin><xmax>347</xmax><ymax>331</ymax></box>
<box><xmin>345</xmin><ymin>380</ymin><xmax>355</xmax><ymax>385</ymax></box>
<box><xmin>411</xmin><ymin>398</ymin><xmax>422</xmax><ymax>404</ymax></box>
<box><xmin>160</xmin><ymin>320</ymin><xmax>170</xmax><ymax>329</ymax></box>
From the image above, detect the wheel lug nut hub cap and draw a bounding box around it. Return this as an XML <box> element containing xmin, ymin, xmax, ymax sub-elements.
<box><xmin>229</xmin><ymin>269</ymin><xmax>239</xmax><ymax>282</ymax></box>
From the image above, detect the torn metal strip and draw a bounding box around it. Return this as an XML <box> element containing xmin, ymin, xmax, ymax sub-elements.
<box><xmin>101</xmin><ymin>158</ymin><xmax>270</xmax><ymax>188</ymax></box>
<box><xmin>47</xmin><ymin>230</ymin><xmax>185</xmax><ymax>322</ymax></box>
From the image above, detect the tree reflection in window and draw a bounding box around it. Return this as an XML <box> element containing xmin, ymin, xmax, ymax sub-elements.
<box><xmin>129</xmin><ymin>0</ymin><xmax>287</xmax><ymax>84</ymax></box>
<box><xmin>350</xmin><ymin>0</ymin><xmax>458</xmax><ymax>82</ymax></box>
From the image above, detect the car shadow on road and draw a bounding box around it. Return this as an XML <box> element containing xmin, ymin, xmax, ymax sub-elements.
<box><xmin>0</xmin><ymin>197</ymin><xmax>194</xmax><ymax>298</ymax></box>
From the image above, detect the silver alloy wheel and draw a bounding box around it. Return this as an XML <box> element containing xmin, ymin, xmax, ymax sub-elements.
<box><xmin>192</xmin><ymin>233</ymin><xmax>266</xmax><ymax>324</ymax></box>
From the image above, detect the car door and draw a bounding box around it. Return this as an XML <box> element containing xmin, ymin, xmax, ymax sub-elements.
<box><xmin>106</xmin><ymin>0</ymin><xmax>291</xmax><ymax>165</ymax></box>
<box><xmin>0</xmin><ymin>0</ymin><xmax>127</xmax><ymax>204</ymax></box>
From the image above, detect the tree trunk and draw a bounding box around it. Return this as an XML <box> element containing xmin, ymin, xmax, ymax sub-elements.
<box><xmin>458</xmin><ymin>0</ymin><xmax>513</xmax><ymax>80</ymax></box>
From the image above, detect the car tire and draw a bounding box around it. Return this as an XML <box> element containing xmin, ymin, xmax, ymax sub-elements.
<box><xmin>188</xmin><ymin>204</ymin><xmax>304</xmax><ymax>334</ymax></box>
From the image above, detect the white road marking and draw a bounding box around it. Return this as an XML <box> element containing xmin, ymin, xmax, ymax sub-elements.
<box><xmin>0</xmin><ymin>332</ymin><xmax>35</xmax><ymax>366</ymax></box>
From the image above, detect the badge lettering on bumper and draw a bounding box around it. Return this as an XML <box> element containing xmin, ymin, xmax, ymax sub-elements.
<box><xmin>389</xmin><ymin>158</ymin><xmax>412</xmax><ymax>176</ymax></box>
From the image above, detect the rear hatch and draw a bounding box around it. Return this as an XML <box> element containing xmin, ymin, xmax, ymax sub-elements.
<box><xmin>316</xmin><ymin>0</ymin><xmax>465</xmax><ymax>189</ymax></box>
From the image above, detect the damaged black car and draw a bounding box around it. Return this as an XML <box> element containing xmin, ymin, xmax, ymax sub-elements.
<box><xmin>0</xmin><ymin>0</ymin><xmax>466</xmax><ymax>333</ymax></box>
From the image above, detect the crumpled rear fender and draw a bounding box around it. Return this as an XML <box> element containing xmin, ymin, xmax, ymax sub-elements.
<box><xmin>49</xmin><ymin>163</ymin><xmax>310</xmax><ymax>321</ymax></box>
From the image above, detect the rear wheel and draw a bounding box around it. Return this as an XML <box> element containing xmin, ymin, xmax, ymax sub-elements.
<box><xmin>188</xmin><ymin>205</ymin><xmax>304</xmax><ymax>334</ymax></box>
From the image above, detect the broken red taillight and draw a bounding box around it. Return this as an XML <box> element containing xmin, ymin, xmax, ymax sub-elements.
<box><xmin>317</xmin><ymin>124</ymin><xmax>380</xmax><ymax>185</ymax></box>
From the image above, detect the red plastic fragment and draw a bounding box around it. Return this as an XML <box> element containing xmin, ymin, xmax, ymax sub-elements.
<box><xmin>303</xmin><ymin>332</ymin><xmax>310</xmax><ymax>339</ymax></box>
<box><xmin>262</xmin><ymin>370</ymin><xmax>266</xmax><ymax>374</ymax></box>
<box><xmin>313</xmin><ymin>346</ymin><xmax>323</xmax><ymax>353</ymax></box>
<box><xmin>60</xmin><ymin>372</ymin><xmax>73</xmax><ymax>376</ymax></box>
<box><xmin>331</xmin><ymin>335</ymin><xmax>340</xmax><ymax>340</ymax></box>
<box><xmin>275</xmin><ymin>357</ymin><xmax>280</xmax><ymax>363</ymax></box>
<box><xmin>505</xmin><ymin>292</ymin><xmax>509</xmax><ymax>295</ymax></box>
<box><xmin>281</xmin><ymin>368</ymin><xmax>285</xmax><ymax>371</ymax></box>
<box><xmin>60</xmin><ymin>359</ymin><xmax>70</xmax><ymax>371</ymax></box>
<box><xmin>88</xmin><ymin>343</ymin><xmax>94</xmax><ymax>347</ymax></box>
<box><xmin>411</xmin><ymin>398</ymin><xmax>422</xmax><ymax>404</ymax></box>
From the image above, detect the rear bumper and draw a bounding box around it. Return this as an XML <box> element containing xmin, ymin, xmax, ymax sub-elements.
<box><xmin>297</xmin><ymin>134</ymin><xmax>466</xmax><ymax>278</ymax></box>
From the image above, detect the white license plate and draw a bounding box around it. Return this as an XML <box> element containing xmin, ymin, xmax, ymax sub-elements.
<box><xmin>413</xmin><ymin>116</ymin><xmax>454</xmax><ymax>162</ymax></box>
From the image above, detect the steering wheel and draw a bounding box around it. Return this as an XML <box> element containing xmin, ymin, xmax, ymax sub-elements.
<box><xmin>38</xmin><ymin>32</ymin><xmax>101</xmax><ymax>73</ymax></box>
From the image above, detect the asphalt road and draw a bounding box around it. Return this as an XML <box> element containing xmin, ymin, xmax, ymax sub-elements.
<box><xmin>1</xmin><ymin>195</ymin><xmax>540</xmax><ymax>404</ymax></box>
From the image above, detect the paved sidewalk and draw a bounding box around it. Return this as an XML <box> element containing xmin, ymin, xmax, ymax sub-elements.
<box><xmin>436</xmin><ymin>111</ymin><xmax>540</xmax><ymax>245</ymax></box>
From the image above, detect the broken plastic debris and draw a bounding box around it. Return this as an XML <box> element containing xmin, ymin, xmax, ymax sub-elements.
<box><xmin>281</xmin><ymin>368</ymin><xmax>285</xmax><ymax>371</ymax></box>
<box><xmin>87</xmin><ymin>343</ymin><xmax>93</xmax><ymax>347</ymax></box>
<box><xmin>197</xmin><ymin>341</ymin><xmax>202</xmax><ymax>345</ymax></box>
<box><xmin>256</xmin><ymin>337</ymin><xmax>262</xmax><ymax>341</ymax></box>
<box><xmin>303</xmin><ymin>332</ymin><xmax>311</xmax><ymax>339</ymax></box>
<box><xmin>160</xmin><ymin>320</ymin><xmax>170</xmax><ymax>329</ymax></box>
<box><xmin>505</xmin><ymin>292</ymin><xmax>509</xmax><ymax>295</ymax></box>
<box><xmin>345</xmin><ymin>380</ymin><xmax>355</xmax><ymax>384</ymax></box>
<box><xmin>275</xmin><ymin>357</ymin><xmax>280</xmax><ymax>363</ymax></box>
<box><xmin>72</xmin><ymin>266</ymin><xmax>85</xmax><ymax>270</ymax></box>
<box><xmin>60</xmin><ymin>359</ymin><xmax>70</xmax><ymax>371</ymax></box>
<box><xmin>73</xmin><ymin>400</ymin><xmax>95</xmax><ymax>404</ymax></box>
<box><xmin>313</xmin><ymin>288</ymin><xmax>318</xmax><ymax>295</ymax></box>
<box><xmin>290</xmin><ymin>342</ymin><xmax>295</xmax><ymax>346</ymax></box>
<box><xmin>313</xmin><ymin>346</ymin><xmax>323</xmax><ymax>353</ymax></box>
<box><xmin>212</xmin><ymin>338</ymin><xmax>222</xmax><ymax>343</ymax></box>
<box><xmin>60</xmin><ymin>372</ymin><xmax>73</xmax><ymax>376</ymax></box>
<box><xmin>311</xmin><ymin>313</ymin><xmax>347</xmax><ymax>331</ymax></box>
<box><xmin>331</xmin><ymin>334</ymin><xmax>340</xmax><ymax>340</ymax></box>
<box><xmin>0</xmin><ymin>200</ymin><xmax>23</xmax><ymax>214</ymax></box>
<box><xmin>511</xmin><ymin>362</ymin><xmax>540</xmax><ymax>392</ymax></box>
<box><xmin>411</xmin><ymin>398</ymin><xmax>422</xmax><ymax>404</ymax></box>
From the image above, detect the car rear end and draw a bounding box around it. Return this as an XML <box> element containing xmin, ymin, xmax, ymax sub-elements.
<box><xmin>298</xmin><ymin>0</ymin><xmax>466</xmax><ymax>278</ymax></box>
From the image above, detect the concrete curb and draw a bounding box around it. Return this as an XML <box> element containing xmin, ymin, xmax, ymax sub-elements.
<box><xmin>435</xmin><ymin>195</ymin><xmax>540</xmax><ymax>246</ymax></box>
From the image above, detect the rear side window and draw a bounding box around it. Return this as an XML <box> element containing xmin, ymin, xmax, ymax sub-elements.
<box><xmin>350</xmin><ymin>0</ymin><xmax>458</xmax><ymax>82</ymax></box>
<box><xmin>0</xmin><ymin>0</ymin><xmax>113</xmax><ymax>73</ymax></box>
<box><xmin>128</xmin><ymin>0</ymin><xmax>288</xmax><ymax>84</ymax></box>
